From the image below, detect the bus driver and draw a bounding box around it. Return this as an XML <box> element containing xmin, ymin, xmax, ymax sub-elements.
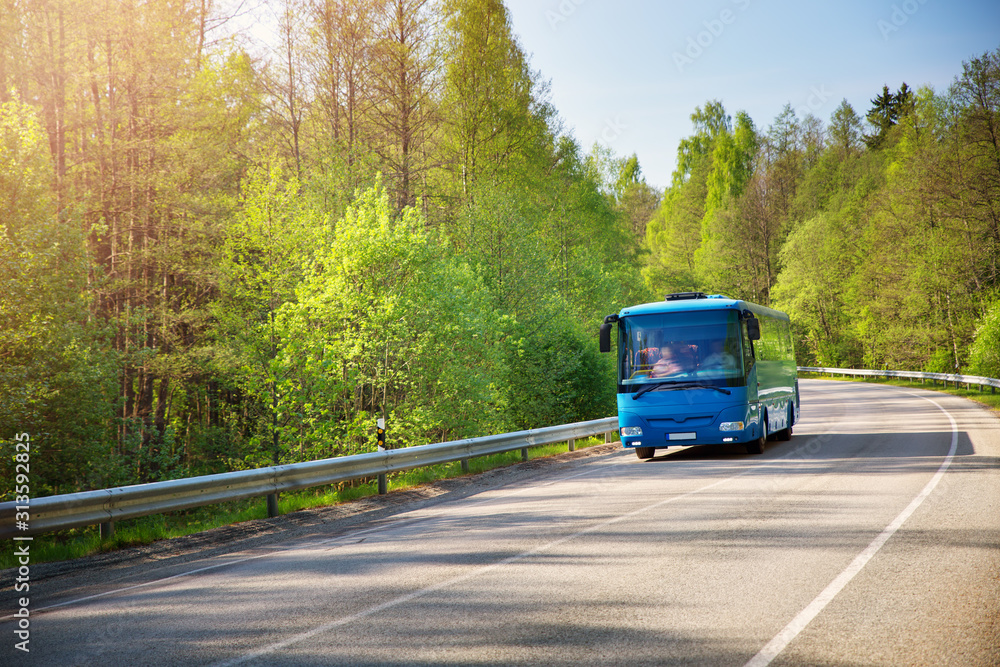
<box><xmin>649</xmin><ymin>344</ymin><xmax>695</xmax><ymax>378</ymax></box>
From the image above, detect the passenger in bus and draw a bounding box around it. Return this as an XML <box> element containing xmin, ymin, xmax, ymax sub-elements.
<box><xmin>635</xmin><ymin>347</ymin><xmax>661</xmax><ymax>372</ymax></box>
<box><xmin>649</xmin><ymin>344</ymin><xmax>695</xmax><ymax>378</ymax></box>
<box><xmin>701</xmin><ymin>339</ymin><xmax>736</xmax><ymax>370</ymax></box>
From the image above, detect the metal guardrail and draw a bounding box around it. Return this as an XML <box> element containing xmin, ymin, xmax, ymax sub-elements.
<box><xmin>798</xmin><ymin>366</ymin><xmax>1000</xmax><ymax>391</ymax></box>
<box><xmin>7</xmin><ymin>367</ymin><xmax>996</xmax><ymax>540</ymax></box>
<box><xmin>0</xmin><ymin>417</ymin><xmax>619</xmax><ymax>539</ymax></box>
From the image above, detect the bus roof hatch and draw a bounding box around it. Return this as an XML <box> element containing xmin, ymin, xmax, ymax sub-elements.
<box><xmin>664</xmin><ymin>292</ymin><xmax>707</xmax><ymax>301</ymax></box>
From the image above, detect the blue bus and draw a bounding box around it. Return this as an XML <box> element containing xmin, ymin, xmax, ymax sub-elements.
<box><xmin>599</xmin><ymin>292</ymin><xmax>799</xmax><ymax>459</ymax></box>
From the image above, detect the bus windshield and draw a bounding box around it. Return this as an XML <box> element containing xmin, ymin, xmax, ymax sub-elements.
<box><xmin>618</xmin><ymin>309</ymin><xmax>746</xmax><ymax>392</ymax></box>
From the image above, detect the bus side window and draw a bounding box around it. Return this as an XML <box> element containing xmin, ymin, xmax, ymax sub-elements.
<box><xmin>783</xmin><ymin>319</ymin><xmax>794</xmax><ymax>361</ymax></box>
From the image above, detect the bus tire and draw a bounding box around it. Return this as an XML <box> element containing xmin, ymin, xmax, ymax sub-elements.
<box><xmin>635</xmin><ymin>447</ymin><xmax>656</xmax><ymax>460</ymax></box>
<box><xmin>746</xmin><ymin>418</ymin><xmax>766</xmax><ymax>454</ymax></box>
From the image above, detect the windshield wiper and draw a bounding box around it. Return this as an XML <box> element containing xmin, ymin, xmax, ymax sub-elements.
<box><xmin>632</xmin><ymin>381</ymin><xmax>732</xmax><ymax>400</ymax></box>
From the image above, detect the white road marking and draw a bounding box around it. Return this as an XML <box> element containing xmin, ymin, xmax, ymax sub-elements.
<box><xmin>744</xmin><ymin>393</ymin><xmax>959</xmax><ymax>667</ymax></box>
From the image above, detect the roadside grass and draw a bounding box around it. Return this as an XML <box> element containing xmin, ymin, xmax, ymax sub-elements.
<box><xmin>1</xmin><ymin>436</ymin><xmax>611</xmax><ymax>569</ymax></box>
<box><xmin>799</xmin><ymin>372</ymin><xmax>1000</xmax><ymax>412</ymax></box>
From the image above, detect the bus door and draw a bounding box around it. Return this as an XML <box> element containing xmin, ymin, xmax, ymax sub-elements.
<box><xmin>741</xmin><ymin>313</ymin><xmax>760</xmax><ymax>406</ymax></box>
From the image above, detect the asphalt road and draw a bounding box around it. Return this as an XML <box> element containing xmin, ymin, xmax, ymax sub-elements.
<box><xmin>3</xmin><ymin>379</ymin><xmax>1000</xmax><ymax>666</ymax></box>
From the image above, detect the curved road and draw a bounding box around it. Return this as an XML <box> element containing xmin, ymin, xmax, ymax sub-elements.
<box><xmin>3</xmin><ymin>380</ymin><xmax>1000</xmax><ymax>665</ymax></box>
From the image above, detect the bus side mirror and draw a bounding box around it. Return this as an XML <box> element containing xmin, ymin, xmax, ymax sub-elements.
<box><xmin>599</xmin><ymin>314</ymin><xmax>618</xmax><ymax>353</ymax></box>
<box><xmin>746</xmin><ymin>317</ymin><xmax>761</xmax><ymax>341</ymax></box>
<box><xmin>599</xmin><ymin>323</ymin><xmax>612</xmax><ymax>353</ymax></box>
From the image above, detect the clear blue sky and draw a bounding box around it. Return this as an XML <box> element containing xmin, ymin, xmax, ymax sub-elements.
<box><xmin>503</xmin><ymin>0</ymin><xmax>1000</xmax><ymax>190</ymax></box>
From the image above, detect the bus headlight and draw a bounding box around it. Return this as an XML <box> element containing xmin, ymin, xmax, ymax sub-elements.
<box><xmin>621</xmin><ymin>427</ymin><xmax>643</xmax><ymax>437</ymax></box>
<box><xmin>719</xmin><ymin>421</ymin><xmax>745</xmax><ymax>432</ymax></box>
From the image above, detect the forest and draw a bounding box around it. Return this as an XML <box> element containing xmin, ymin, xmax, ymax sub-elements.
<box><xmin>0</xmin><ymin>0</ymin><xmax>997</xmax><ymax>500</ymax></box>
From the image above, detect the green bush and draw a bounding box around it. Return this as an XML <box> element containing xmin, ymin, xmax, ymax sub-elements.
<box><xmin>967</xmin><ymin>300</ymin><xmax>1000</xmax><ymax>379</ymax></box>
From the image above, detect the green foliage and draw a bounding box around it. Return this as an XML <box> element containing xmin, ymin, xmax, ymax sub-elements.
<box><xmin>8</xmin><ymin>0</ymin><xmax>999</xmax><ymax>522</ymax></box>
<box><xmin>646</xmin><ymin>101</ymin><xmax>769</xmax><ymax>299</ymax></box>
<box><xmin>213</xmin><ymin>160</ymin><xmax>327</xmax><ymax>465</ymax></box>
<box><xmin>863</xmin><ymin>83</ymin><xmax>915</xmax><ymax>149</ymax></box>
<box><xmin>675</xmin><ymin>100</ymin><xmax>731</xmax><ymax>185</ymax></box>
<box><xmin>696</xmin><ymin>111</ymin><xmax>761</xmax><ymax>291</ymax></box>
<box><xmin>967</xmin><ymin>300</ymin><xmax>1000</xmax><ymax>378</ymax></box>
<box><xmin>457</xmin><ymin>183</ymin><xmax>553</xmax><ymax>317</ymax></box>
<box><xmin>772</xmin><ymin>211</ymin><xmax>859</xmax><ymax>366</ymax></box>
<box><xmin>0</xmin><ymin>0</ymin><xmax>654</xmax><ymax>500</ymax></box>
<box><xmin>498</xmin><ymin>314</ymin><xmax>614</xmax><ymax>429</ymax></box>
<box><xmin>0</xmin><ymin>101</ymin><xmax>118</xmax><ymax>498</ymax></box>
<box><xmin>644</xmin><ymin>155</ymin><xmax>710</xmax><ymax>294</ymax></box>
<box><xmin>646</xmin><ymin>49</ymin><xmax>1000</xmax><ymax>377</ymax></box>
<box><xmin>452</xmin><ymin>179</ymin><xmax>625</xmax><ymax>428</ymax></box>
<box><xmin>273</xmin><ymin>183</ymin><xmax>510</xmax><ymax>454</ymax></box>
<box><xmin>439</xmin><ymin>0</ymin><xmax>553</xmax><ymax>193</ymax></box>
<box><xmin>829</xmin><ymin>99</ymin><xmax>864</xmax><ymax>152</ymax></box>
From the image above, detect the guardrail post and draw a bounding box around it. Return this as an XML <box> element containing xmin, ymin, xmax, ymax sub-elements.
<box><xmin>568</xmin><ymin>438</ymin><xmax>575</xmax><ymax>452</ymax></box>
<box><xmin>521</xmin><ymin>447</ymin><xmax>529</xmax><ymax>462</ymax></box>
<box><xmin>266</xmin><ymin>493</ymin><xmax>279</xmax><ymax>518</ymax></box>
<box><xmin>461</xmin><ymin>458</ymin><xmax>470</xmax><ymax>473</ymax></box>
<box><xmin>100</xmin><ymin>520</ymin><xmax>115</xmax><ymax>540</ymax></box>
<box><xmin>377</xmin><ymin>417</ymin><xmax>388</xmax><ymax>494</ymax></box>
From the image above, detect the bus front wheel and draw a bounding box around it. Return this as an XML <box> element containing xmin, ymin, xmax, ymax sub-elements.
<box><xmin>635</xmin><ymin>447</ymin><xmax>656</xmax><ymax>460</ymax></box>
<box><xmin>746</xmin><ymin>417</ymin><xmax>766</xmax><ymax>454</ymax></box>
